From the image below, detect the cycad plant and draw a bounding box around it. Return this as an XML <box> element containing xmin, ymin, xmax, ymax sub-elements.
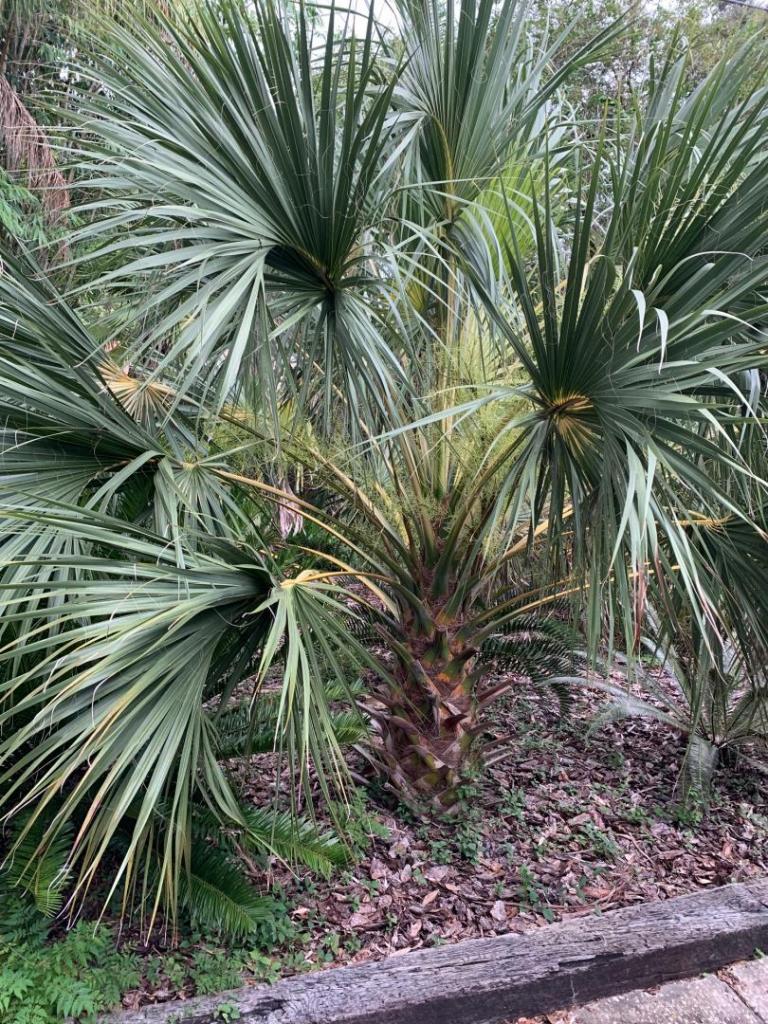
<box><xmin>1</xmin><ymin>0</ymin><xmax>768</xmax><ymax>927</ymax></box>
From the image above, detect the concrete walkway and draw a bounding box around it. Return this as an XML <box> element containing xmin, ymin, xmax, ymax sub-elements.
<box><xmin>516</xmin><ymin>959</ymin><xmax>768</xmax><ymax>1023</ymax></box>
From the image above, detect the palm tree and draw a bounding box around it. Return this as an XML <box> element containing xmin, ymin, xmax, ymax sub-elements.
<box><xmin>1</xmin><ymin>0</ymin><xmax>768</xmax><ymax>925</ymax></box>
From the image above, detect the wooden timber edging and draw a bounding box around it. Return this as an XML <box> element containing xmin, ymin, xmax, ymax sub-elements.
<box><xmin>107</xmin><ymin>877</ymin><xmax>768</xmax><ymax>1024</ymax></box>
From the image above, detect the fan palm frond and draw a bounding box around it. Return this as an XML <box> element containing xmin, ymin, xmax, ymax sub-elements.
<box><xmin>72</xmin><ymin>0</ymin><xmax>406</xmax><ymax>431</ymax></box>
<box><xmin>0</xmin><ymin>509</ymin><xmax>273</xmax><ymax>921</ymax></box>
<box><xmin>465</xmin><ymin>44</ymin><xmax>768</xmax><ymax>660</ymax></box>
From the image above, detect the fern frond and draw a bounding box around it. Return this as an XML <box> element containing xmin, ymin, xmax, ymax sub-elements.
<box><xmin>189</xmin><ymin>799</ymin><xmax>348</xmax><ymax>878</ymax></box>
<box><xmin>482</xmin><ymin>616</ymin><xmax>583</xmax><ymax>716</ymax></box>
<box><xmin>320</xmin><ymin>710</ymin><xmax>369</xmax><ymax>746</ymax></box>
<box><xmin>3</xmin><ymin>818</ymin><xmax>72</xmax><ymax>918</ymax></box>
<box><xmin>483</xmin><ymin>615</ymin><xmax>579</xmax><ymax>676</ymax></box>
<box><xmin>346</xmin><ymin>608</ymin><xmax>381</xmax><ymax>647</ymax></box>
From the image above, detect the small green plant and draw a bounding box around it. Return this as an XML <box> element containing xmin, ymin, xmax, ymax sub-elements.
<box><xmin>497</xmin><ymin>837</ymin><xmax>513</xmax><ymax>857</ymax></box>
<box><xmin>421</xmin><ymin>777</ymin><xmax>486</xmax><ymax>867</ymax></box>
<box><xmin>330</xmin><ymin>789</ymin><xmax>390</xmax><ymax>859</ymax></box>
<box><xmin>500</xmin><ymin>787</ymin><xmax>526</xmax><ymax>822</ymax></box>
<box><xmin>214</xmin><ymin>1002</ymin><xmax>241</xmax><ymax>1022</ymax></box>
<box><xmin>622</xmin><ymin>803</ymin><xmax>651</xmax><ymax>826</ymax></box>
<box><xmin>578</xmin><ymin>823</ymin><xmax>620</xmax><ymax>861</ymax></box>
<box><xmin>246</xmin><ymin>952</ymin><xmax>282</xmax><ymax>984</ymax></box>
<box><xmin>0</xmin><ymin>894</ymin><xmax>140</xmax><ymax>1024</ymax></box>
<box><xmin>671</xmin><ymin>793</ymin><xmax>705</xmax><ymax>829</ymax></box>
<box><xmin>604</xmin><ymin>749</ymin><xmax>626</xmax><ymax>770</ymax></box>
<box><xmin>246</xmin><ymin>891</ymin><xmax>300</xmax><ymax>950</ymax></box>
<box><xmin>573</xmin><ymin>872</ymin><xmax>591</xmax><ymax>903</ymax></box>
<box><xmin>456</xmin><ymin>820</ymin><xmax>484</xmax><ymax>864</ymax></box>
<box><xmin>358</xmin><ymin>877</ymin><xmax>381</xmax><ymax>897</ymax></box>
<box><xmin>517</xmin><ymin>865</ymin><xmax>555</xmax><ymax>923</ymax></box>
<box><xmin>428</xmin><ymin>839</ymin><xmax>453</xmax><ymax>865</ymax></box>
<box><xmin>315</xmin><ymin>931</ymin><xmax>342</xmax><ymax>964</ymax></box>
<box><xmin>147</xmin><ymin>953</ymin><xmax>188</xmax><ymax>993</ymax></box>
<box><xmin>188</xmin><ymin>951</ymin><xmax>244</xmax><ymax>996</ymax></box>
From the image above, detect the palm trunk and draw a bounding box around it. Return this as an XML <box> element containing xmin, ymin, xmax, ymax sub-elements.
<box><xmin>373</xmin><ymin>620</ymin><xmax>481</xmax><ymax>813</ymax></box>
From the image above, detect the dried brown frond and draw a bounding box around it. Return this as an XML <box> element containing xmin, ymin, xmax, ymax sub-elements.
<box><xmin>0</xmin><ymin>74</ymin><xmax>70</xmax><ymax>221</ymax></box>
<box><xmin>99</xmin><ymin>360</ymin><xmax>175</xmax><ymax>423</ymax></box>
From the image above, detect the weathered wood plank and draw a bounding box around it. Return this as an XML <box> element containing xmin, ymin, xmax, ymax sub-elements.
<box><xmin>107</xmin><ymin>878</ymin><xmax>768</xmax><ymax>1024</ymax></box>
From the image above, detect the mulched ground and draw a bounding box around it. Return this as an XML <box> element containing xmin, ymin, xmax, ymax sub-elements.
<box><xmin>122</xmin><ymin>676</ymin><xmax>768</xmax><ymax>1008</ymax></box>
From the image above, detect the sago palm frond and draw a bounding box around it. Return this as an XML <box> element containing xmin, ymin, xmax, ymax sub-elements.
<box><xmin>214</xmin><ymin>694</ymin><xmax>368</xmax><ymax>759</ymax></box>
<box><xmin>178</xmin><ymin>845</ymin><xmax>275</xmax><ymax>940</ymax></box>
<box><xmin>239</xmin><ymin>807</ymin><xmax>349</xmax><ymax>877</ymax></box>
<box><xmin>481</xmin><ymin>614</ymin><xmax>581</xmax><ymax>683</ymax></box>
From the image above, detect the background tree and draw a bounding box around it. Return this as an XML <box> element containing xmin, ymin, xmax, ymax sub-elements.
<box><xmin>531</xmin><ymin>0</ymin><xmax>768</xmax><ymax>124</ymax></box>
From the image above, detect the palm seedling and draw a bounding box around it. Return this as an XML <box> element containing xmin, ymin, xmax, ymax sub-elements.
<box><xmin>589</xmin><ymin>624</ymin><xmax>768</xmax><ymax>796</ymax></box>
